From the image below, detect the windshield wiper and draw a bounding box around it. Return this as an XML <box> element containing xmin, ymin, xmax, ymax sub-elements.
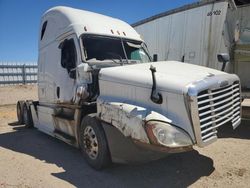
<box><xmin>106</xmin><ymin>52</ymin><xmax>124</xmax><ymax>65</ymax></box>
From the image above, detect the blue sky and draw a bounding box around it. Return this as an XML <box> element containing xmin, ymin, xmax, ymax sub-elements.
<box><xmin>0</xmin><ymin>0</ymin><xmax>196</xmax><ymax>62</ymax></box>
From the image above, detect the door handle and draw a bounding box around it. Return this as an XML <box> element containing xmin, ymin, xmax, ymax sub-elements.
<box><xmin>56</xmin><ymin>86</ymin><xmax>60</xmax><ymax>98</ymax></box>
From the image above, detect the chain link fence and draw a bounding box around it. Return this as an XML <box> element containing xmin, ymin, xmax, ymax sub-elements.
<box><xmin>0</xmin><ymin>62</ymin><xmax>38</xmax><ymax>85</ymax></box>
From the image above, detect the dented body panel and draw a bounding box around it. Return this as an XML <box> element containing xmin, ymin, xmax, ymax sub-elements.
<box><xmin>97</xmin><ymin>100</ymin><xmax>150</xmax><ymax>143</ymax></box>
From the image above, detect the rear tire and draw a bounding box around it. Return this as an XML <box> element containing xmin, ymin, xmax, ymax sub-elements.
<box><xmin>23</xmin><ymin>102</ymin><xmax>34</xmax><ymax>128</ymax></box>
<box><xmin>79</xmin><ymin>115</ymin><xmax>111</xmax><ymax>170</ymax></box>
<box><xmin>17</xmin><ymin>101</ymin><xmax>25</xmax><ymax>124</ymax></box>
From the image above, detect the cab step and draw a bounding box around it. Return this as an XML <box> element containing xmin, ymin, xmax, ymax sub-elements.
<box><xmin>54</xmin><ymin>129</ymin><xmax>77</xmax><ymax>147</ymax></box>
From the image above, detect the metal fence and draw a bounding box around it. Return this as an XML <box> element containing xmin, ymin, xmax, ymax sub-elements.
<box><xmin>0</xmin><ymin>63</ymin><xmax>38</xmax><ymax>85</ymax></box>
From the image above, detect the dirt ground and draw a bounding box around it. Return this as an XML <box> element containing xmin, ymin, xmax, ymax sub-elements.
<box><xmin>0</xmin><ymin>85</ymin><xmax>38</xmax><ymax>105</ymax></box>
<box><xmin>0</xmin><ymin>85</ymin><xmax>250</xmax><ymax>188</ymax></box>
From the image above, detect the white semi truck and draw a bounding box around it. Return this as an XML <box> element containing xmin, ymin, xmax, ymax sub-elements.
<box><xmin>17</xmin><ymin>6</ymin><xmax>241</xmax><ymax>169</ymax></box>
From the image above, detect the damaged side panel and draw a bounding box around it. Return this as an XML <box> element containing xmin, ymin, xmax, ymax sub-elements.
<box><xmin>97</xmin><ymin>97</ymin><xmax>173</xmax><ymax>144</ymax></box>
<box><xmin>97</xmin><ymin>98</ymin><xmax>150</xmax><ymax>143</ymax></box>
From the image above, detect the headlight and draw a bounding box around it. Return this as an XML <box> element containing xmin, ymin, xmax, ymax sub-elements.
<box><xmin>145</xmin><ymin>121</ymin><xmax>193</xmax><ymax>147</ymax></box>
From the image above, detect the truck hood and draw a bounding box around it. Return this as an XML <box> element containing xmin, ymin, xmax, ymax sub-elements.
<box><xmin>99</xmin><ymin>61</ymin><xmax>230</xmax><ymax>94</ymax></box>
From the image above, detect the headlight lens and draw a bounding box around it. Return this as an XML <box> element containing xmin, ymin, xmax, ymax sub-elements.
<box><xmin>145</xmin><ymin>121</ymin><xmax>193</xmax><ymax>147</ymax></box>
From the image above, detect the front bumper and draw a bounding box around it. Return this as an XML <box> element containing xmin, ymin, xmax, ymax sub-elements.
<box><xmin>102</xmin><ymin>122</ymin><xmax>193</xmax><ymax>164</ymax></box>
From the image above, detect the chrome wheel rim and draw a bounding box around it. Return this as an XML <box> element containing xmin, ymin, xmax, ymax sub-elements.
<box><xmin>83</xmin><ymin>126</ymin><xmax>98</xmax><ymax>160</ymax></box>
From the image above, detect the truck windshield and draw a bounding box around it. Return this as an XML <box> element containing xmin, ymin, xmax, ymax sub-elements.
<box><xmin>81</xmin><ymin>35</ymin><xmax>151</xmax><ymax>66</ymax></box>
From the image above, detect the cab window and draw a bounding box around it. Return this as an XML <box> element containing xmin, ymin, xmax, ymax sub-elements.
<box><xmin>60</xmin><ymin>38</ymin><xmax>77</xmax><ymax>79</ymax></box>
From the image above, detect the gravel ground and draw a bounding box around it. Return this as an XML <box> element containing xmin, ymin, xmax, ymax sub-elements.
<box><xmin>0</xmin><ymin>85</ymin><xmax>250</xmax><ymax>188</ymax></box>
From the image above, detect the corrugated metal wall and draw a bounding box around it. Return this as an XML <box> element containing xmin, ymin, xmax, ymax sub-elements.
<box><xmin>134</xmin><ymin>1</ymin><xmax>229</xmax><ymax>70</ymax></box>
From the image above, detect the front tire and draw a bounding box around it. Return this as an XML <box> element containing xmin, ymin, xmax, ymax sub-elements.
<box><xmin>79</xmin><ymin>115</ymin><xmax>111</xmax><ymax>169</ymax></box>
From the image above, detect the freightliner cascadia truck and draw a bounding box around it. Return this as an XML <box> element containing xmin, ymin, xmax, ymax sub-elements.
<box><xmin>17</xmin><ymin>6</ymin><xmax>241</xmax><ymax>169</ymax></box>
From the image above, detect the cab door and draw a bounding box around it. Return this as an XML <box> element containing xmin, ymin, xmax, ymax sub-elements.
<box><xmin>56</xmin><ymin>34</ymin><xmax>80</xmax><ymax>103</ymax></box>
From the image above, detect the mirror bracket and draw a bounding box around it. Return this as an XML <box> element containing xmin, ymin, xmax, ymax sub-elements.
<box><xmin>153</xmin><ymin>54</ymin><xmax>158</xmax><ymax>62</ymax></box>
<box><xmin>217</xmin><ymin>53</ymin><xmax>230</xmax><ymax>72</ymax></box>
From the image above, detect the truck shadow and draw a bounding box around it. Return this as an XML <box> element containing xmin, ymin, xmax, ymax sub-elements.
<box><xmin>0</xmin><ymin>123</ymin><xmax>214</xmax><ymax>188</ymax></box>
<box><xmin>218</xmin><ymin>119</ymin><xmax>250</xmax><ymax>140</ymax></box>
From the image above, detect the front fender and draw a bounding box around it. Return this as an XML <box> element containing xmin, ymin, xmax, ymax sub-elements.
<box><xmin>97</xmin><ymin>97</ymin><xmax>172</xmax><ymax>144</ymax></box>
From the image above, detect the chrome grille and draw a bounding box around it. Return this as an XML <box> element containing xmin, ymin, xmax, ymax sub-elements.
<box><xmin>196</xmin><ymin>81</ymin><xmax>241</xmax><ymax>143</ymax></box>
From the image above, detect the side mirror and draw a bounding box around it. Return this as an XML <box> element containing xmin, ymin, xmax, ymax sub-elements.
<box><xmin>77</xmin><ymin>63</ymin><xmax>92</xmax><ymax>83</ymax></box>
<box><xmin>217</xmin><ymin>53</ymin><xmax>229</xmax><ymax>71</ymax></box>
<box><xmin>153</xmin><ymin>54</ymin><xmax>158</xmax><ymax>62</ymax></box>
